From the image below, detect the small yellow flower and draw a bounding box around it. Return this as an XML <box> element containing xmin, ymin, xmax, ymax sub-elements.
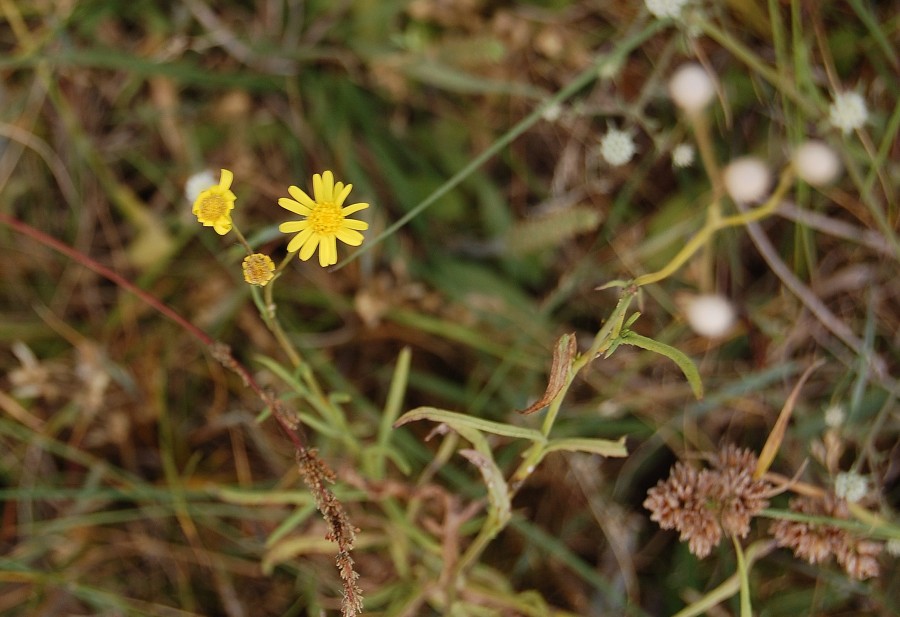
<box><xmin>192</xmin><ymin>169</ymin><xmax>236</xmax><ymax>235</ymax></box>
<box><xmin>278</xmin><ymin>170</ymin><xmax>369</xmax><ymax>267</ymax></box>
<box><xmin>242</xmin><ymin>253</ymin><xmax>275</xmax><ymax>286</ymax></box>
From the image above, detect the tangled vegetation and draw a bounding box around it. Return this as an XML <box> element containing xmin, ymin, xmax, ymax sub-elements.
<box><xmin>1</xmin><ymin>1</ymin><xmax>898</xmax><ymax>615</ymax></box>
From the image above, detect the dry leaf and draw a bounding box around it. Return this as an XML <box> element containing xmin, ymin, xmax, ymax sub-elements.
<box><xmin>517</xmin><ymin>332</ymin><xmax>576</xmax><ymax>415</ymax></box>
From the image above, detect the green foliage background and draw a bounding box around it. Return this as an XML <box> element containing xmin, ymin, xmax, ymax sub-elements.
<box><xmin>1</xmin><ymin>1</ymin><xmax>897</xmax><ymax>615</ymax></box>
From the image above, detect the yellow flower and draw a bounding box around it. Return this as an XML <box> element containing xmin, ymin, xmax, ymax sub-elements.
<box><xmin>192</xmin><ymin>169</ymin><xmax>236</xmax><ymax>235</ymax></box>
<box><xmin>242</xmin><ymin>253</ymin><xmax>275</xmax><ymax>286</ymax></box>
<box><xmin>277</xmin><ymin>170</ymin><xmax>369</xmax><ymax>267</ymax></box>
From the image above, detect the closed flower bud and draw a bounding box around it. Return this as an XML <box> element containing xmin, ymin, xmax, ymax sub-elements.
<box><xmin>685</xmin><ymin>294</ymin><xmax>736</xmax><ymax>338</ymax></box>
<box><xmin>669</xmin><ymin>63</ymin><xmax>715</xmax><ymax>115</ymax></box>
<box><xmin>723</xmin><ymin>156</ymin><xmax>771</xmax><ymax>203</ymax></box>
<box><xmin>793</xmin><ymin>140</ymin><xmax>841</xmax><ymax>186</ymax></box>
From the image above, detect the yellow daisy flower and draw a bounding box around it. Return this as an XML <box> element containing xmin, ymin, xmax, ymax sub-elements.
<box><xmin>277</xmin><ymin>170</ymin><xmax>369</xmax><ymax>267</ymax></box>
<box><xmin>192</xmin><ymin>169</ymin><xmax>236</xmax><ymax>235</ymax></box>
<box><xmin>242</xmin><ymin>253</ymin><xmax>276</xmax><ymax>286</ymax></box>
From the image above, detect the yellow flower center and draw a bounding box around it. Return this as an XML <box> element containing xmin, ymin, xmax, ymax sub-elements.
<box><xmin>242</xmin><ymin>253</ymin><xmax>275</xmax><ymax>286</ymax></box>
<box><xmin>308</xmin><ymin>201</ymin><xmax>344</xmax><ymax>234</ymax></box>
<box><xmin>199</xmin><ymin>191</ymin><xmax>229</xmax><ymax>220</ymax></box>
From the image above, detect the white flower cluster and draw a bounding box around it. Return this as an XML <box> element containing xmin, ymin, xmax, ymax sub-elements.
<box><xmin>600</xmin><ymin>128</ymin><xmax>637</xmax><ymax>167</ymax></box>
<box><xmin>828</xmin><ymin>92</ymin><xmax>868</xmax><ymax>135</ymax></box>
<box><xmin>823</xmin><ymin>404</ymin><xmax>845</xmax><ymax>428</ymax></box>
<box><xmin>834</xmin><ymin>472</ymin><xmax>868</xmax><ymax>503</ymax></box>
<box><xmin>672</xmin><ymin>143</ymin><xmax>695</xmax><ymax>168</ymax></box>
<box><xmin>645</xmin><ymin>0</ymin><xmax>689</xmax><ymax>20</ymax></box>
<box><xmin>887</xmin><ymin>538</ymin><xmax>900</xmax><ymax>557</ymax></box>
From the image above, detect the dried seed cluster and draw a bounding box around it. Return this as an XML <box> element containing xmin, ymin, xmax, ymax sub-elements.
<box><xmin>770</xmin><ymin>495</ymin><xmax>882</xmax><ymax>580</ymax></box>
<box><xmin>644</xmin><ymin>445</ymin><xmax>770</xmax><ymax>558</ymax></box>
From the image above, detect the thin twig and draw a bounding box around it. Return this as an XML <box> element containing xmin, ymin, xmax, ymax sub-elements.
<box><xmin>735</xmin><ymin>203</ymin><xmax>892</xmax><ymax>387</ymax></box>
<box><xmin>777</xmin><ymin>201</ymin><xmax>895</xmax><ymax>256</ymax></box>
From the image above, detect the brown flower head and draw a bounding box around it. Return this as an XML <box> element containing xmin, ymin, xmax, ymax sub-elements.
<box><xmin>770</xmin><ymin>495</ymin><xmax>882</xmax><ymax>580</ymax></box>
<box><xmin>710</xmin><ymin>444</ymin><xmax>771</xmax><ymax>538</ymax></box>
<box><xmin>644</xmin><ymin>445</ymin><xmax>771</xmax><ymax>558</ymax></box>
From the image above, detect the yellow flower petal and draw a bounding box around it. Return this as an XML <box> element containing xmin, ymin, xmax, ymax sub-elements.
<box><xmin>287</xmin><ymin>186</ymin><xmax>316</xmax><ymax>209</ymax></box>
<box><xmin>213</xmin><ymin>218</ymin><xmax>233</xmax><ymax>235</ymax></box>
<box><xmin>335</xmin><ymin>228</ymin><xmax>364</xmax><ymax>246</ymax></box>
<box><xmin>219</xmin><ymin>168</ymin><xmax>234</xmax><ymax>190</ymax></box>
<box><xmin>319</xmin><ymin>236</ymin><xmax>337</xmax><ymax>266</ymax></box>
<box><xmin>341</xmin><ymin>202</ymin><xmax>369</xmax><ymax>216</ymax></box>
<box><xmin>312</xmin><ymin>173</ymin><xmax>324</xmax><ymax>202</ymax></box>
<box><xmin>335</xmin><ymin>184</ymin><xmax>353</xmax><ymax>207</ymax></box>
<box><xmin>287</xmin><ymin>227</ymin><xmax>314</xmax><ymax>253</ymax></box>
<box><xmin>279</xmin><ymin>220</ymin><xmax>308</xmax><ymax>233</ymax></box>
<box><xmin>299</xmin><ymin>234</ymin><xmax>320</xmax><ymax>261</ymax></box>
<box><xmin>342</xmin><ymin>219</ymin><xmax>368</xmax><ymax>231</ymax></box>
<box><xmin>321</xmin><ymin>170</ymin><xmax>334</xmax><ymax>200</ymax></box>
<box><xmin>279</xmin><ymin>197</ymin><xmax>312</xmax><ymax>216</ymax></box>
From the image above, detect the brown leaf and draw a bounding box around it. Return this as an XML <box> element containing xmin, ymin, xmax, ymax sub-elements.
<box><xmin>517</xmin><ymin>332</ymin><xmax>576</xmax><ymax>415</ymax></box>
<box><xmin>754</xmin><ymin>359</ymin><xmax>824</xmax><ymax>479</ymax></box>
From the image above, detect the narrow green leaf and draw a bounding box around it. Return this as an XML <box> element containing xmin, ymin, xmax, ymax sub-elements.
<box><xmin>372</xmin><ymin>347</ymin><xmax>412</xmax><ymax>479</ymax></box>
<box><xmin>542</xmin><ymin>436</ymin><xmax>628</xmax><ymax>458</ymax></box>
<box><xmin>618</xmin><ymin>331</ymin><xmax>704</xmax><ymax>399</ymax></box>
<box><xmin>395</xmin><ymin>407</ymin><xmax>546</xmax><ymax>444</ymax></box>
<box><xmin>253</xmin><ymin>355</ymin><xmax>310</xmax><ymax>396</ymax></box>
<box><xmin>459</xmin><ymin>449</ymin><xmax>511</xmax><ymax>528</ymax></box>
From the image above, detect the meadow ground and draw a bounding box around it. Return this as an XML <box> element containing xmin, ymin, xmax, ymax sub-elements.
<box><xmin>1</xmin><ymin>2</ymin><xmax>898</xmax><ymax>616</ymax></box>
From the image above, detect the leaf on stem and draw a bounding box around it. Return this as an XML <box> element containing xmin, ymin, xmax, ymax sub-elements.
<box><xmin>517</xmin><ymin>332</ymin><xmax>576</xmax><ymax>415</ymax></box>
<box><xmin>395</xmin><ymin>407</ymin><xmax>547</xmax><ymax>444</ymax></box>
<box><xmin>459</xmin><ymin>449</ymin><xmax>511</xmax><ymax>528</ymax></box>
<box><xmin>618</xmin><ymin>331</ymin><xmax>704</xmax><ymax>399</ymax></box>
<box><xmin>543</xmin><ymin>436</ymin><xmax>628</xmax><ymax>458</ymax></box>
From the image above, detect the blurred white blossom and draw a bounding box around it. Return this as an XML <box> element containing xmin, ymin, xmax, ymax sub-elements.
<box><xmin>834</xmin><ymin>472</ymin><xmax>868</xmax><ymax>504</ymax></box>
<box><xmin>599</xmin><ymin>128</ymin><xmax>636</xmax><ymax>167</ymax></box>
<box><xmin>672</xmin><ymin>143</ymin><xmax>695</xmax><ymax>168</ymax></box>
<box><xmin>646</xmin><ymin>0</ymin><xmax>689</xmax><ymax>19</ymax></box>
<box><xmin>829</xmin><ymin>92</ymin><xmax>868</xmax><ymax>135</ymax></box>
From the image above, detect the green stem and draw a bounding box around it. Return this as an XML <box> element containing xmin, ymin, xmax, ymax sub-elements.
<box><xmin>633</xmin><ymin>166</ymin><xmax>795</xmax><ymax>287</ymax></box>
<box><xmin>698</xmin><ymin>19</ymin><xmax>819</xmax><ymax>117</ymax></box>
<box><xmin>507</xmin><ymin>291</ymin><xmax>636</xmax><ymax>493</ymax></box>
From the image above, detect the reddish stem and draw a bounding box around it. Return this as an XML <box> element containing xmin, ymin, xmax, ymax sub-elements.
<box><xmin>1</xmin><ymin>211</ymin><xmax>307</xmax><ymax>450</ymax></box>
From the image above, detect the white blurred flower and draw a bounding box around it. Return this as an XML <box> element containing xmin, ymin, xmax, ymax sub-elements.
<box><xmin>669</xmin><ymin>63</ymin><xmax>715</xmax><ymax>115</ymax></box>
<box><xmin>793</xmin><ymin>140</ymin><xmax>841</xmax><ymax>186</ymax></box>
<box><xmin>185</xmin><ymin>169</ymin><xmax>218</xmax><ymax>203</ymax></box>
<box><xmin>672</xmin><ymin>143</ymin><xmax>695</xmax><ymax>168</ymax></box>
<box><xmin>829</xmin><ymin>91</ymin><xmax>868</xmax><ymax>135</ymax></box>
<box><xmin>541</xmin><ymin>102</ymin><xmax>563</xmax><ymax>122</ymax></box>
<box><xmin>723</xmin><ymin>156</ymin><xmax>771</xmax><ymax>203</ymax></box>
<box><xmin>887</xmin><ymin>539</ymin><xmax>900</xmax><ymax>557</ymax></box>
<box><xmin>599</xmin><ymin>128</ymin><xmax>636</xmax><ymax>167</ymax></box>
<box><xmin>834</xmin><ymin>471</ymin><xmax>868</xmax><ymax>504</ymax></box>
<box><xmin>645</xmin><ymin>0</ymin><xmax>689</xmax><ymax>19</ymax></box>
<box><xmin>685</xmin><ymin>294</ymin><xmax>736</xmax><ymax>338</ymax></box>
<box><xmin>824</xmin><ymin>404</ymin><xmax>845</xmax><ymax>428</ymax></box>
